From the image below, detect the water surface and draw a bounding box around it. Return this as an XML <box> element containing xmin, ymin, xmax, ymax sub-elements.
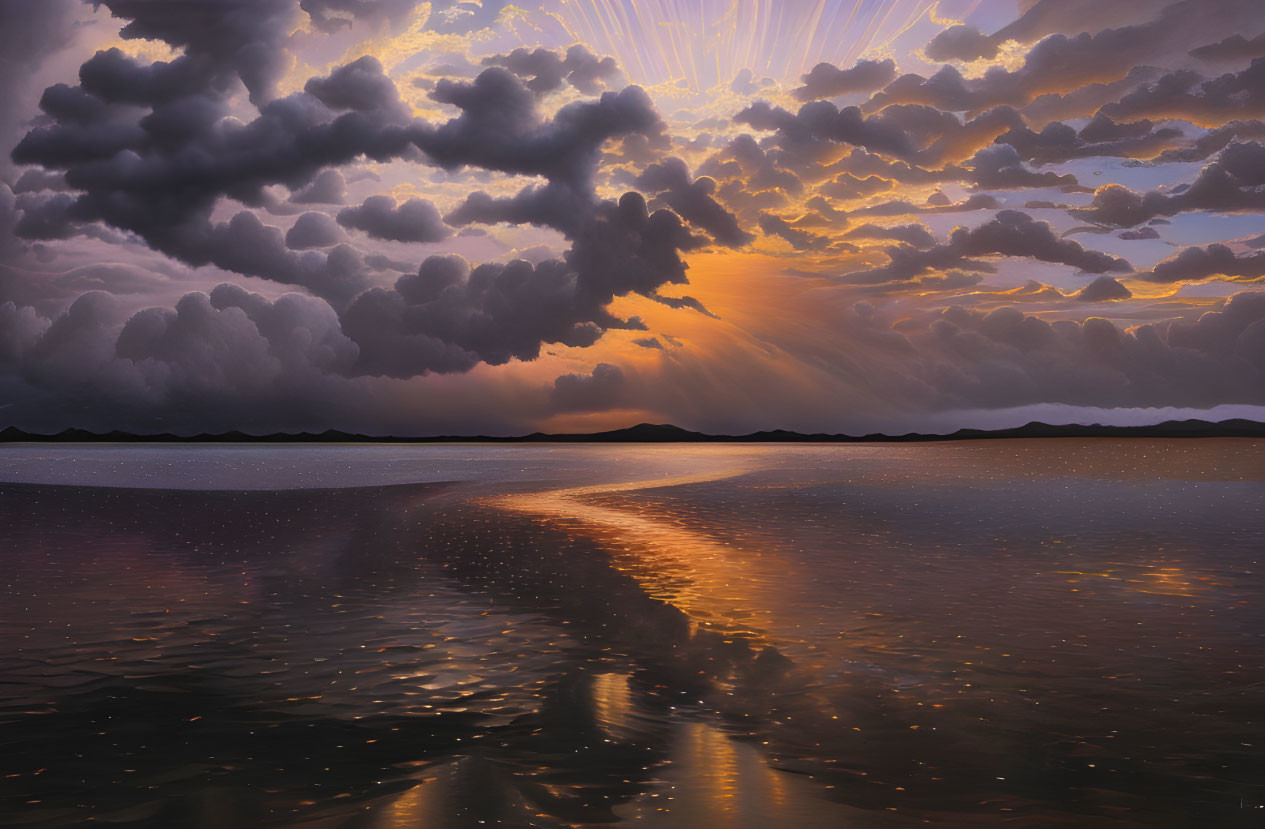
<box><xmin>1</xmin><ymin>441</ymin><xmax>1263</xmax><ymax>827</ymax></box>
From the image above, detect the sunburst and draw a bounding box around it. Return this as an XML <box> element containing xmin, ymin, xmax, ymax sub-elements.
<box><xmin>547</xmin><ymin>0</ymin><xmax>952</xmax><ymax>92</ymax></box>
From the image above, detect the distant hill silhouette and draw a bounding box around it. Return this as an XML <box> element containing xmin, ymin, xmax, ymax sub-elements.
<box><xmin>3</xmin><ymin>419</ymin><xmax>1265</xmax><ymax>444</ymax></box>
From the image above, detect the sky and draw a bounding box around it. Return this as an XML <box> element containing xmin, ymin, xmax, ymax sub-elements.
<box><xmin>2</xmin><ymin>0</ymin><xmax>1265</xmax><ymax>436</ymax></box>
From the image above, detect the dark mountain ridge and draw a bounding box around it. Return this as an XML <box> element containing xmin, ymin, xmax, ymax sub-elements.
<box><xmin>3</xmin><ymin>419</ymin><xmax>1265</xmax><ymax>444</ymax></box>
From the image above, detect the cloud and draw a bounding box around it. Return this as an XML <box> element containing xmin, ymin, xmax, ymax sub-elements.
<box><xmin>1190</xmin><ymin>33</ymin><xmax>1265</xmax><ymax>64</ymax></box>
<box><xmin>298</xmin><ymin>0</ymin><xmax>421</xmax><ymax>33</ymax></box>
<box><xmin>889</xmin><ymin>289</ymin><xmax>1265</xmax><ymax>409</ymax></box>
<box><xmin>818</xmin><ymin>173</ymin><xmax>892</xmax><ymax>200</ymax></box>
<box><xmin>967</xmin><ymin>143</ymin><xmax>1083</xmax><ymax>190</ymax></box>
<box><xmin>868</xmin><ymin>1</ymin><xmax>1265</xmax><ymax>117</ymax></box>
<box><xmin>635</xmin><ymin>158</ymin><xmax>752</xmax><ymax>246</ymax></box>
<box><xmin>836</xmin><ymin>210</ymin><xmax>1130</xmax><ymax>284</ymax></box>
<box><xmin>1072</xmin><ymin>141</ymin><xmax>1265</xmax><ymax>227</ymax></box>
<box><xmin>92</xmin><ymin>0</ymin><xmax>298</xmax><ymax>105</ymax></box>
<box><xmin>1140</xmin><ymin>120</ymin><xmax>1265</xmax><ymax>164</ymax></box>
<box><xmin>924</xmin><ymin>26</ymin><xmax>998</xmax><ymax>63</ymax></box>
<box><xmin>849</xmin><ymin>193</ymin><xmax>1000</xmax><ymax>218</ymax></box>
<box><xmin>1075</xmin><ymin>275</ymin><xmax>1133</xmax><ymax>301</ymax></box>
<box><xmin>337</xmin><ymin>195</ymin><xmax>451</xmax><ymax>243</ymax></box>
<box><xmin>285</xmin><ymin>211</ymin><xmax>346</xmax><ymax>249</ymax></box>
<box><xmin>995</xmin><ymin>119</ymin><xmax>1182</xmax><ymax>164</ymax></box>
<box><xmin>1101</xmin><ymin>59</ymin><xmax>1265</xmax><ymax>124</ymax></box>
<box><xmin>0</xmin><ymin>0</ymin><xmax>80</xmax><ymax>178</ymax></box>
<box><xmin>1139</xmin><ymin>244</ymin><xmax>1265</xmax><ymax>283</ymax></box>
<box><xmin>757</xmin><ymin>212</ymin><xmax>836</xmax><ymax>252</ymax></box>
<box><xmin>288</xmin><ymin>169</ymin><xmax>347</xmax><ymax>204</ymax></box>
<box><xmin>482</xmin><ymin>45</ymin><xmax>620</xmax><ymax>95</ymax></box>
<box><xmin>793</xmin><ymin>59</ymin><xmax>898</xmax><ymax>102</ymax></box>
<box><xmin>549</xmin><ymin>362</ymin><xmax>625</xmax><ymax>412</ymax></box>
<box><xmin>843</xmin><ymin>223</ymin><xmax>936</xmax><ymax>249</ymax></box>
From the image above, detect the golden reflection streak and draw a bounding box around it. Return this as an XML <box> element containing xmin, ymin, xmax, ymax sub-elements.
<box><xmin>591</xmin><ymin>671</ymin><xmax>634</xmax><ymax>736</ymax></box>
<box><xmin>487</xmin><ymin>455</ymin><xmax>783</xmax><ymax>645</ymax></box>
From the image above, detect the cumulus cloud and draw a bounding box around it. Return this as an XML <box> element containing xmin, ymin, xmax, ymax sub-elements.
<box><xmin>758</xmin><ymin>213</ymin><xmax>836</xmax><ymax>252</ymax></box>
<box><xmin>995</xmin><ymin>119</ymin><xmax>1182</xmax><ymax>164</ymax></box>
<box><xmin>482</xmin><ymin>45</ymin><xmax>620</xmax><ymax>95</ymax></box>
<box><xmin>1101</xmin><ymin>59</ymin><xmax>1265</xmax><ymax>124</ymax></box>
<box><xmin>868</xmin><ymin>0</ymin><xmax>1265</xmax><ymax>117</ymax></box>
<box><xmin>887</xmin><ymin>290</ymin><xmax>1265</xmax><ymax>410</ymax></box>
<box><xmin>6</xmin><ymin>0</ymin><xmax>1265</xmax><ymax>435</ymax></box>
<box><xmin>337</xmin><ymin>196</ymin><xmax>451</xmax><ymax>243</ymax></box>
<box><xmin>836</xmin><ymin>211</ymin><xmax>1130</xmax><ymax>284</ymax></box>
<box><xmin>549</xmin><ymin>362</ymin><xmax>625</xmax><ymax>411</ymax></box>
<box><xmin>1073</xmin><ymin>141</ymin><xmax>1265</xmax><ymax>227</ymax></box>
<box><xmin>285</xmin><ymin>211</ymin><xmax>346</xmax><ymax>249</ymax></box>
<box><xmin>288</xmin><ymin>169</ymin><xmax>347</xmax><ymax>204</ymax></box>
<box><xmin>793</xmin><ymin>59</ymin><xmax>898</xmax><ymax>102</ymax></box>
<box><xmin>1140</xmin><ymin>244</ymin><xmax>1265</xmax><ymax>283</ymax></box>
<box><xmin>1075</xmin><ymin>276</ymin><xmax>1133</xmax><ymax>301</ymax></box>
<box><xmin>924</xmin><ymin>26</ymin><xmax>998</xmax><ymax>63</ymax></box>
<box><xmin>635</xmin><ymin>158</ymin><xmax>752</xmax><ymax>246</ymax></box>
<box><xmin>843</xmin><ymin>223</ymin><xmax>937</xmax><ymax>249</ymax></box>
<box><xmin>967</xmin><ymin>143</ymin><xmax>1084</xmax><ymax>190</ymax></box>
<box><xmin>1190</xmin><ymin>33</ymin><xmax>1265</xmax><ymax>64</ymax></box>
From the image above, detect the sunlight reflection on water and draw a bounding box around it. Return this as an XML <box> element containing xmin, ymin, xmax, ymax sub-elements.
<box><xmin>1</xmin><ymin>440</ymin><xmax>1263</xmax><ymax>827</ymax></box>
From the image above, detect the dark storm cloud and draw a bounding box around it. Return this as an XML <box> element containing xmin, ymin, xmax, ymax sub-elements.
<box><xmin>634</xmin><ymin>158</ymin><xmax>752</xmax><ymax>247</ymax></box>
<box><xmin>305</xmin><ymin>55</ymin><xmax>411</xmax><ymax>118</ymax></box>
<box><xmin>1139</xmin><ymin>244</ymin><xmax>1265</xmax><ymax>283</ymax></box>
<box><xmin>549</xmin><ymin>362</ymin><xmax>625</xmax><ymax>412</ymax></box>
<box><xmin>888</xmin><ymin>290</ymin><xmax>1265</xmax><ymax>410</ymax></box>
<box><xmin>0</xmin><ymin>0</ymin><xmax>80</xmax><ymax>178</ymax></box>
<box><xmin>418</xmin><ymin>69</ymin><xmax>666</xmax><ymax>188</ymax></box>
<box><xmin>792</xmin><ymin>59</ymin><xmax>898</xmax><ymax>102</ymax></box>
<box><xmin>836</xmin><ymin>211</ymin><xmax>1130</xmax><ymax>284</ymax></box>
<box><xmin>340</xmin><ymin>189</ymin><xmax>712</xmax><ymax>377</ymax></box>
<box><xmin>482</xmin><ymin>45</ymin><xmax>620</xmax><ymax>95</ymax></box>
<box><xmin>92</xmin><ymin>0</ymin><xmax>298</xmax><ymax>105</ymax></box>
<box><xmin>9</xmin><ymin>25</ymin><xmax>672</xmax><ymax>322</ymax></box>
<box><xmin>341</xmin><ymin>256</ymin><xmax>598</xmax><ymax>377</ymax></box>
<box><xmin>1074</xmin><ymin>275</ymin><xmax>1133</xmax><ymax>301</ymax></box>
<box><xmin>285</xmin><ymin>211</ymin><xmax>346</xmax><ymax>249</ymax></box>
<box><xmin>8</xmin><ymin>0</ymin><xmax>1265</xmax><ymax>435</ymax></box>
<box><xmin>0</xmin><ymin>285</ymin><xmax>371</xmax><ymax>434</ymax></box>
<box><xmin>336</xmin><ymin>196</ymin><xmax>451</xmax><ymax>243</ymax></box>
<box><xmin>288</xmin><ymin>169</ymin><xmax>347</xmax><ymax>204</ymax></box>
<box><xmin>1073</xmin><ymin>141</ymin><xmax>1265</xmax><ymax>227</ymax></box>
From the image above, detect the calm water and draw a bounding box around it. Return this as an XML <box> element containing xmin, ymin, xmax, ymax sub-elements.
<box><xmin>1</xmin><ymin>441</ymin><xmax>1263</xmax><ymax>828</ymax></box>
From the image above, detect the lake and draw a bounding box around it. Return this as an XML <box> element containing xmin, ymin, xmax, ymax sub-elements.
<box><xmin>1</xmin><ymin>441</ymin><xmax>1263</xmax><ymax>827</ymax></box>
